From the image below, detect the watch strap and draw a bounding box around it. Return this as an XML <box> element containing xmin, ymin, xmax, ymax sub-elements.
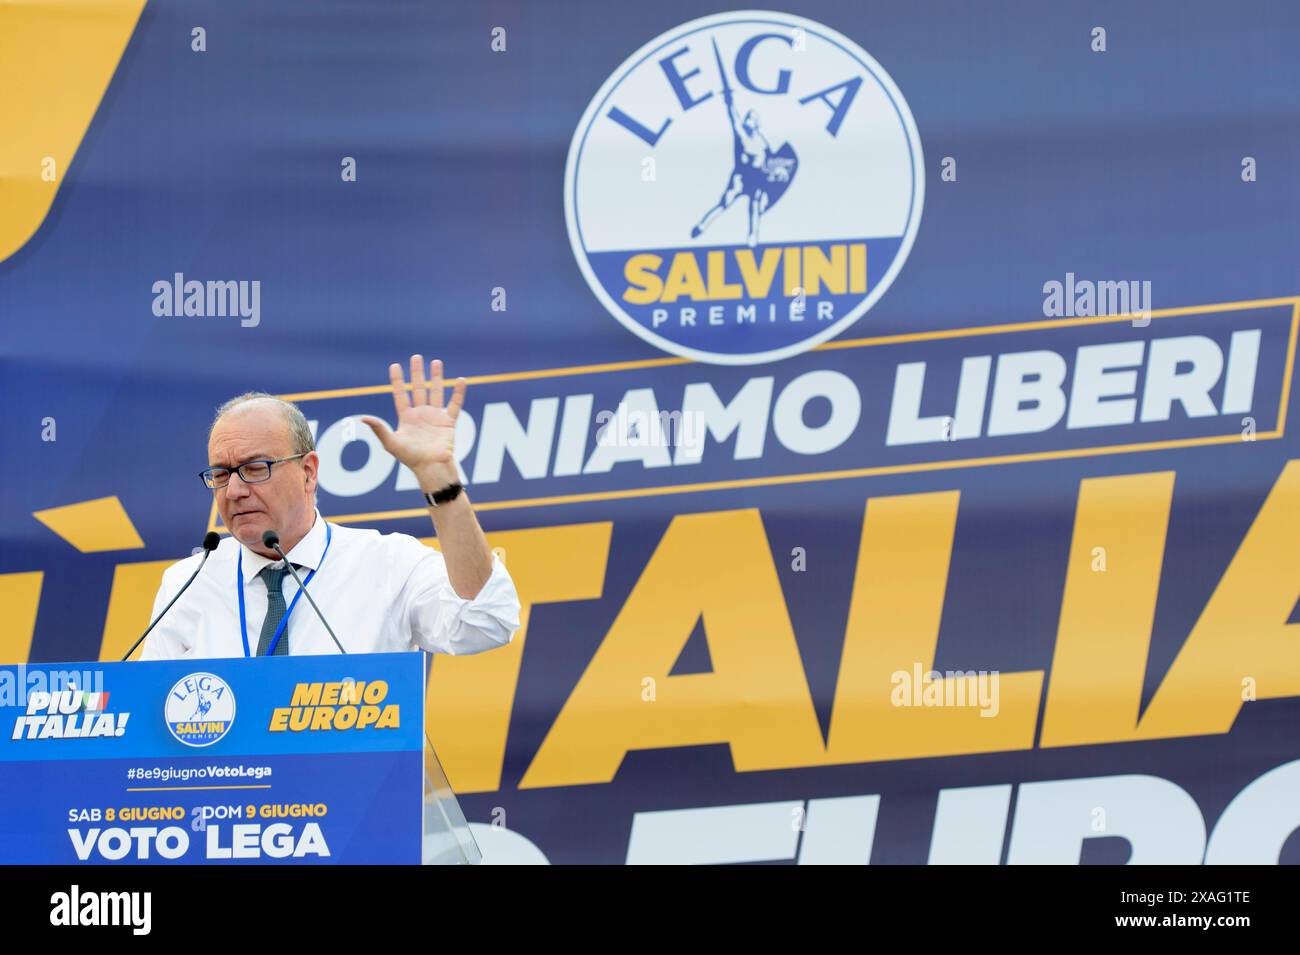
<box><xmin>424</xmin><ymin>482</ymin><xmax>464</xmax><ymax>507</ymax></box>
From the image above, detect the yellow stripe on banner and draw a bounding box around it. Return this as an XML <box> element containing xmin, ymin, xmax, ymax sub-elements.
<box><xmin>272</xmin><ymin>296</ymin><xmax>1300</xmax><ymax>403</ymax></box>
<box><xmin>101</xmin><ymin>559</ymin><xmax>174</xmax><ymax>660</ymax></box>
<box><xmin>1040</xmin><ymin>472</ymin><xmax>1176</xmax><ymax>748</ymax></box>
<box><xmin>0</xmin><ymin>572</ymin><xmax>43</xmax><ymax>664</ymax></box>
<box><xmin>126</xmin><ymin>785</ymin><xmax>272</xmax><ymax>792</ymax></box>
<box><xmin>824</xmin><ymin>490</ymin><xmax>1043</xmax><ymax>763</ymax></box>
<box><xmin>33</xmin><ymin>495</ymin><xmax>145</xmax><ymax>553</ymax></box>
<box><xmin>424</xmin><ymin>523</ymin><xmax>613</xmax><ymax>794</ymax></box>
<box><xmin>0</xmin><ymin>0</ymin><xmax>147</xmax><ymax>263</ymax></box>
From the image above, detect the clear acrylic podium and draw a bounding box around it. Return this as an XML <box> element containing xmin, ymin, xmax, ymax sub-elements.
<box><xmin>422</xmin><ymin>731</ymin><xmax>482</xmax><ymax>864</ymax></box>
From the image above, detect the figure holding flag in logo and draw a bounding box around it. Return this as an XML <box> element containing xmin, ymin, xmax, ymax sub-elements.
<box><xmin>690</xmin><ymin>39</ymin><xmax>799</xmax><ymax>247</ymax></box>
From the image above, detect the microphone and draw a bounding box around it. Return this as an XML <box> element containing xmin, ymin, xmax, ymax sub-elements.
<box><xmin>262</xmin><ymin>529</ymin><xmax>347</xmax><ymax>654</ymax></box>
<box><xmin>121</xmin><ymin>532</ymin><xmax>221</xmax><ymax>661</ymax></box>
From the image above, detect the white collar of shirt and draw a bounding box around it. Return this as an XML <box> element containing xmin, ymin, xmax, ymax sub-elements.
<box><xmin>238</xmin><ymin>509</ymin><xmax>327</xmax><ymax>584</ymax></box>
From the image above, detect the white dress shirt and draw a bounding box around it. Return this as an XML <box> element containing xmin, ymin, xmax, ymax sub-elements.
<box><xmin>141</xmin><ymin>509</ymin><xmax>521</xmax><ymax>659</ymax></box>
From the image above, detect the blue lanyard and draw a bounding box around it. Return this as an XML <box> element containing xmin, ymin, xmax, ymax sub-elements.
<box><xmin>236</xmin><ymin>522</ymin><xmax>333</xmax><ymax>657</ymax></box>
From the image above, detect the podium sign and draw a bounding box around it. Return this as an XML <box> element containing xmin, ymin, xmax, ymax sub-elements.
<box><xmin>0</xmin><ymin>653</ymin><xmax>426</xmax><ymax>864</ymax></box>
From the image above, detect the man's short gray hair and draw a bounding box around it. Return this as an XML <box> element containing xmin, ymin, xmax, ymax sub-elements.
<box><xmin>210</xmin><ymin>392</ymin><xmax>315</xmax><ymax>455</ymax></box>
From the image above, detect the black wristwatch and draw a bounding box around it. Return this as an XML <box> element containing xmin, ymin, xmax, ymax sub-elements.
<box><xmin>424</xmin><ymin>482</ymin><xmax>464</xmax><ymax>507</ymax></box>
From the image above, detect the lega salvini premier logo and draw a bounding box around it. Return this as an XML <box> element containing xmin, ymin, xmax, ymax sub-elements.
<box><xmin>565</xmin><ymin>11</ymin><xmax>924</xmax><ymax>365</ymax></box>
<box><xmin>165</xmin><ymin>672</ymin><xmax>236</xmax><ymax>747</ymax></box>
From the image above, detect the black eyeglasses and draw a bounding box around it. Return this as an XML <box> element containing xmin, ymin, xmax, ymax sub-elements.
<box><xmin>200</xmin><ymin>453</ymin><xmax>307</xmax><ymax>489</ymax></box>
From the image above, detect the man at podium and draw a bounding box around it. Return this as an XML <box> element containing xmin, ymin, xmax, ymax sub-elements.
<box><xmin>139</xmin><ymin>355</ymin><xmax>521</xmax><ymax>659</ymax></box>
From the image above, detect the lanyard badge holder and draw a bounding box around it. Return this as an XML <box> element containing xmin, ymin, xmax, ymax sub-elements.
<box><xmin>236</xmin><ymin>522</ymin><xmax>333</xmax><ymax>656</ymax></box>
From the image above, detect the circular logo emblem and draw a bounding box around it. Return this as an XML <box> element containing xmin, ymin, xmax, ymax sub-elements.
<box><xmin>165</xmin><ymin>672</ymin><xmax>235</xmax><ymax>747</ymax></box>
<box><xmin>565</xmin><ymin>10</ymin><xmax>924</xmax><ymax>366</ymax></box>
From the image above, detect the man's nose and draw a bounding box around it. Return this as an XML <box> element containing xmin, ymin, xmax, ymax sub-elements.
<box><xmin>224</xmin><ymin>475</ymin><xmax>252</xmax><ymax>500</ymax></box>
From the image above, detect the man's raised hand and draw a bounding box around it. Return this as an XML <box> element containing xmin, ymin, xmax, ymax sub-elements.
<box><xmin>359</xmin><ymin>354</ymin><xmax>466</xmax><ymax>492</ymax></box>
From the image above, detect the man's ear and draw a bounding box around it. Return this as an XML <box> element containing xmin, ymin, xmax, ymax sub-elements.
<box><xmin>302</xmin><ymin>450</ymin><xmax>320</xmax><ymax>494</ymax></box>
